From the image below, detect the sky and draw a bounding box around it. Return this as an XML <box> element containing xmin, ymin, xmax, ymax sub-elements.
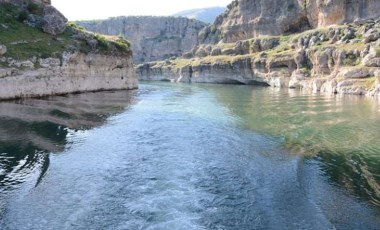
<box><xmin>52</xmin><ymin>0</ymin><xmax>232</xmax><ymax>21</ymax></box>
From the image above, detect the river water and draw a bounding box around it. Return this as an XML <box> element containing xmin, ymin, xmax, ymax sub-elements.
<box><xmin>0</xmin><ymin>82</ymin><xmax>379</xmax><ymax>230</ymax></box>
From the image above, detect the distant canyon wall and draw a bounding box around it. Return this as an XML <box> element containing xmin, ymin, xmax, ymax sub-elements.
<box><xmin>78</xmin><ymin>17</ymin><xmax>207</xmax><ymax>63</ymax></box>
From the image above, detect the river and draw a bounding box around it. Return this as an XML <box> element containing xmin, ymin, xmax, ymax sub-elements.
<box><xmin>0</xmin><ymin>82</ymin><xmax>379</xmax><ymax>229</ymax></box>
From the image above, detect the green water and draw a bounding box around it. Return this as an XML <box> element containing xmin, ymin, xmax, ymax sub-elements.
<box><xmin>208</xmin><ymin>85</ymin><xmax>380</xmax><ymax>207</ymax></box>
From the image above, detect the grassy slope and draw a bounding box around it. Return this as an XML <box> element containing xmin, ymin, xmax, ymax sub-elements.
<box><xmin>0</xmin><ymin>3</ymin><xmax>71</xmax><ymax>60</ymax></box>
<box><xmin>0</xmin><ymin>3</ymin><xmax>132</xmax><ymax>62</ymax></box>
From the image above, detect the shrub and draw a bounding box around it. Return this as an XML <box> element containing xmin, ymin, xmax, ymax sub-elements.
<box><xmin>18</xmin><ymin>10</ymin><xmax>29</xmax><ymax>22</ymax></box>
<box><xmin>94</xmin><ymin>34</ymin><xmax>109</xmax><ymax>50</ymax></box>
<box><xmin>114</xmin><ymin>41</ymin><xmax>129</xmax><ymax>52</ymax></box>
<box><xmin>27</xmin><ymin>2</ymin><xmax>42</xmax><ymax>15</ymax></box>
<box><xmin>67</xmin><ymin>22</ymin><xmax>85</xmax><ymax>30</ymax></box>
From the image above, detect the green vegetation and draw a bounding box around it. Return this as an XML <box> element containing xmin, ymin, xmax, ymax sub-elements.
<box><xmin>352</xmin><ymin>77</ymin><xmax>377</xmax><ymax>89</ymax></box>
<box><xmin>67</xmin><ymin>22</ymin><xmax>85</xmax><ymax>31</ymax></box>
<box><xmin>17</xmin><ymin>10</ymin><xmax>29</xmax><ymax>22</ymax></box>
<box><xmin>94</xmin><ymin>34</ymin><xmax>109</xmax><ymax>50</ymax></box>
<box><xmin>375</xmin><ymin>47</ymin><xmax>380</xmax><ymax>57</ymax></box>
<box><xmin>0</xmin><ymin>3</ymin><xmax>132</xmax><ymax>61</ymax></box>
<box><xmin>26</xmin><ymin>2</ymin><xmax>43</xmax><ymax>15</ymax></box>
<box><xmin>112</xmin><ymin>39</ymin><xmax>130</xmax><ymax>52</ymax></box>
<box><xmin>342</xmin><ymin>55</ymin><xmax>361</xmax><ymax>66</ymax></box>
<box><xmin>0</xmin><ymin>3</ymin><xmax>71</xmax><ymax>59</ymax></box>
<box><xmin>226</xmin><ymin>0</ymin><xmax>239</xmax><ymax>10</ymax></box>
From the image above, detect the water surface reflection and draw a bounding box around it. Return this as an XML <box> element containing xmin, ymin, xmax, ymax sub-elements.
<box><xmin>0</xmin><ymin>91</ymin><xmax>135</xmax><ymax>192</ymax></box>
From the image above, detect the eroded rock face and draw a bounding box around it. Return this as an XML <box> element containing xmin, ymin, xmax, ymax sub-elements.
<box><xmin>0</xmin><ymin>52</ymin><xmax>137</xmax><ymax>100</ymax></box>
<box><xmin>41</xmin><ymin>5</ymin><xmax>67</xmax><ymax>35</ymax></box>
<box><xmin>306</xmin><ymin>0</ymin><xmax>380</xmax><ymax>28</ymax></box>
<box><xmin>200</xmin><ymin>0</ymin><xmax>380</xmax><ymax>43</ymax></box>
<box><xmin>78</xmin><ymin>17</ymin><xmax>206</xmax><ymax>63</ymax></box>
<box><xmin>137</xmin><ymin>21</ymin><xmax>380</xmax><ymax>97</ymax></box>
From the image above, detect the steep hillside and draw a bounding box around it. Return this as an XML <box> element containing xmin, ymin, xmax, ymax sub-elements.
<box><xmin>199</xmin><ymin>0</ymin><xmax>380</xmax><ymax>43</ymax></box>
<box><xmin>173</xmin><ymin>7</ymin><xmax>226</xmax><ymax>23</ymax></box>
<box><xmin>0</xmin><ymin>1</ymin><xmax>137</xmax><ymax>100</ymax></box>
<box><xmin>77</xmin><ymin>17</ymin><xmax>206</xmax><ymax>63</ymax></box>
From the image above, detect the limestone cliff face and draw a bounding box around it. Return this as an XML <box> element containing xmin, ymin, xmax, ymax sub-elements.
<box><xmin>200</xmin><ymin>0</ymin><xmax>380</xmax><ymax>43</ymax></box>
<box><xmin>306</xmin><ymin>0</ymin><xmax>380</xmax><ymax>28</ymax></box>
<box><xmin>0</xmin><ymin>52</ymin><xmax>137</xmax><ymax>100</ymax></box>
<box><xmin>77</xmin><ymin>17</ymin><xmax>206</xmax><ymax>63</ymax></box>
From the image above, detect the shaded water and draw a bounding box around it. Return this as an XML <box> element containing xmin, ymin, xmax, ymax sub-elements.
<box><xmin>0</xmin><ymin>82</ymin><xmax>379</xmax><ymax>229</ymax></box>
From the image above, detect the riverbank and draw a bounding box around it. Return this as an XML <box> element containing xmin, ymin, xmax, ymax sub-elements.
<box><xmin>0</xmin><ymin>2</ymin><xmax>137</xmax><ymax>100</ymax></box>
<box><xmin>136</xmin><ymin>21</ymin><xmax>380</xmax><ymax>97</ymax></box>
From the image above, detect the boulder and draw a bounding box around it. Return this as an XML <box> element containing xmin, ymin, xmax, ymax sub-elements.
<box><xmin>210</xmin><ymin>47</ymin><xmax>222</xmax><ymax>56</ymax></box>
<box><xmin>363</xmin><ymin>29</ymin><xmax>380</xmax><ymax>44</ymax></box>
<box><xmin>41</xmin><ymin>6</ymin><xmax>67</xmax><ymax>35</ymax></box>
<box><xmin>260</xmin><ymin>38</ymin><xmax>280</xmax><ymax>51</ymax></box>
<box><xmin>338</xmin><ymin>67</ymin><xmax>370</xmax><ymax>79</ymax></box>
<box><xmin>0</xmin><ymin>45</ymin><xmax>6</xmax><ymax>56</ymax></box>
<box><xmin>294</xmin><ymin>49</ymin><xmax>307</xmax><ymax>69</ymax></box>
<box><xmin>362</xmin><ymin>47</ymin><xmax>380</xmax><ymax>67</ymax></box>
<box><xmin>194</xmin><ymin>48</ymin><xmax>208</xmax><ymax>58</ymax></box>
<box><xmin>313</xmin><ymin>48</ymin><xmax>334</xmax><ymax>74</ymax></box>
<box><xmin>234</xmin><ymin>40</ymin><xmax>250</xmax><ymax>55</ymax></box>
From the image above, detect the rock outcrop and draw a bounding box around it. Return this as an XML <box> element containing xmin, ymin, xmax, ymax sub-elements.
<box><xmin>1</xmin><ymin>0</ymin><xmax>67</xmax><ymax>35</ymax></box>
<box><xmin>137</xmin><ymin>20</ymin><xmax>380</xmax><ymax>97</ymax></box>
<box><xmin>77</xmin><ymin>17</ymin><xmax>206</xmax><ymax>63</ymax></box>
<box><xmin>0</xmin><ymin>45</ymin><xmax>6</xmax><ymax>55</ymax></box>
<box><xmin>41</xmin><ymin>5</ymin><xmax>67</xmax><ymax>35</ymax></box>
<box><xmin>200</xmin><ymin>0</ymin><xmax>380</xmax><ymax>43</ymax></box>
<box><xmin>0</xmin><ymin>52</ymin><xmax>137</xmax><ymax>100</ymax></box>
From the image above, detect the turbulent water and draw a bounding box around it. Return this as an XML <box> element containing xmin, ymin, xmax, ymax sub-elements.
<box><xmin>0</xmin><ymin>82</ymin><xmax>379</xmax><ymax>230</ymax></box>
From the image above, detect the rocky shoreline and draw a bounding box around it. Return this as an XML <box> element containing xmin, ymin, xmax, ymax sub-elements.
<box><xmin>136</xmin><ymin>20</ymin><xmax>380</xmax><ymax>97</ymax></box>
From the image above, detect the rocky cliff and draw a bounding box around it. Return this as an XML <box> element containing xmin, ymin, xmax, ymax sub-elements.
<box><xmin>0</xmin><ymin>1</ymin><xmax>137</xmax><ymax>100</ymax></box>
<box><xmin>0</xmin><ymin>0</ymin><xmax>67</xmax><ymax>35</ymax></box>
<box><xmin>200</xmin><ymin>0</ymin><xmax>380</xmax><ymax>43</ymax></box>
<box><xmin>137</xmin><ymin>20</ymin><xmax>380</xmax><ymax>97</ymax></box>
<box><xmin>77</xmin><ymin>17</ymin><xmax>206</xmax><ymax>63</ymax></box>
